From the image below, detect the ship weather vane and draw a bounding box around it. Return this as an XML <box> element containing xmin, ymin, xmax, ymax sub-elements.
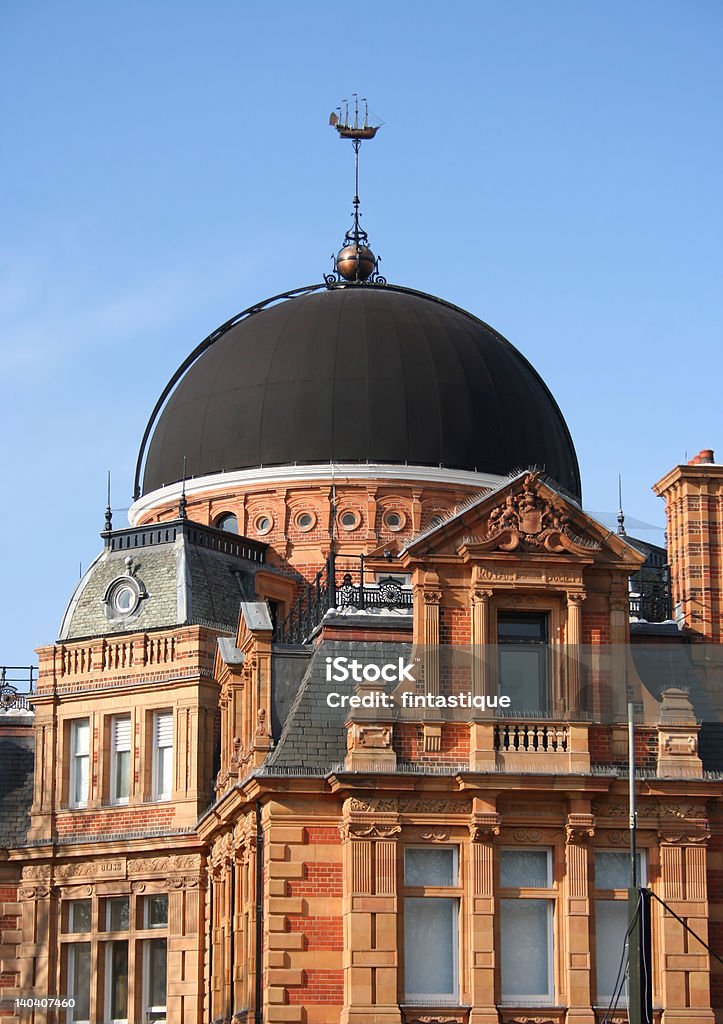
<box><xmin>326</xmin><ymin>95</ymin><xmax>386</xmax><ymax>286</ymax></box>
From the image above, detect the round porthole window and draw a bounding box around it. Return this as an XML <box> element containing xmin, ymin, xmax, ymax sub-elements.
<box><xmin>383</xmin><ymin>510</ymin><xmax>404</xmax><ymax>531</ymax></box>
<box><xmin>340</xmin><ymin>510</ymin><xmax>360</xmax><ymax>531</ymax></box>
<box><xmin>104</xmin><ymin>576</ymin><xmax>144</xmax><ymax>619</ymax></box>
<box><xmin>255</xmin><ymin>514</ymin><xmax>273</xmax><ymax>535</ymax></box>
<box><xmin>296</xmin><ymin>512</ymin><xmax>315</xmax><ymax>531</ymax></box>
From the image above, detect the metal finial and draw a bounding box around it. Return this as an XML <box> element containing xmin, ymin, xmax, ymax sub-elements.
<box><xmin>179</xmin><ymin>456</ymin><xmax>188</xmax><ymax>520</ymax></box>
<box><xmin>105</xmin><ymin>469</ymin><xmax>113</xmax><ymax>533</ymax></box>
<box><xmin>617</xmin><ymin>474</ymin><xmax>626</xmax><ymax>536</ymax></box>
<box><xmin>327</xmin><ymin>97</ymin><xmax>385</xmax><ymax>286</ymax></box>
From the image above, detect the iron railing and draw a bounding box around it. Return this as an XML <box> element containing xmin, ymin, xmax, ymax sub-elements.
<box><xmin>273</xmin><ymin>552</ymin><xmax>412</xmax><ymax>644</ymax></box>
<box><xmin>0</xmin><ymin>665</ymin><xmax>36</xmax><ymax>711</ymax></box>
<box><xmin>629</xmin><ymin>565</ymin><xmax>672</xmax><ymax>623</ymax></box>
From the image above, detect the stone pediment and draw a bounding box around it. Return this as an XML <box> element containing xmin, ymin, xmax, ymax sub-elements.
<box><xmin>402</xmin><ymin>472</ymin><xmax>644</xmax><ymax>568</ymax></box>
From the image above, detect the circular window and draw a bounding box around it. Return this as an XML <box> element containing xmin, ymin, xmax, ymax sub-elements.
<box><xmin>255</xmin><ymin>514</ymin><xmax>273</xmax><ymax>535</ymax></box>
<box><xmin>215</xmin><ymin>512</ymin><xmax>238</xmax><ymax>534</ymax></box>
<box><xmin>105</xmin><ymin>576</ymin><xmax>144</xmax><ymax>619</ymax></box>
<box><xmin>296</xmin><ymin>511</ymin><xmax>315</xmax><ymax>531</ymax></box>
<box><xmin>383</xmin><ymin>510</ymin><xmax>405</xmax><ymax>531</ymax></box>
<box><xmin>339</xmin><ymin>510</ymin><xmax>360</xmax><ymax>531</ymax></box>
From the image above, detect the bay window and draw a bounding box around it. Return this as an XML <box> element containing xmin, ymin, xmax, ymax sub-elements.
<box><xmin>403</xmin><ymin>847</ymin><xmax>460</xmax><ymax>1003</ymax></box>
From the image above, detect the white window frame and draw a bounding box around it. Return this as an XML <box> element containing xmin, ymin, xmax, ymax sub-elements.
<box><xmin>142</xmin><ymin>936</ymin><xmax>168</xmax><ymax>1024</ymax></box>
<box><xmin>499</xmin><ymin>897</ymin><xmax>555</xmax><ymax>1004</ymax></box>
<box><xmin>593</xmin><ymin>850</ymin><xmax>648</xmax><ymax>1006</ymax></box>
<box><xmin>69</xmin><ymin>719</ymin><xmax>90</xmax><ymax>809</ymax></box>
<box><xmin>499</xmin><ymin>847</ymin><xmax>555</xmax><ymax>1005</ymax></box>
<box><xmin>403</xmin><ymin>845</ymin><xmax>461</xmax><ymax>1003</ymax></box>
<box><xmin>110</xmin><ymin>715</ymin><xmax>131</xmax><ymax>805</ymax></box>
<box><xmin>152</xmin><ymin>710</ymin><xmax>173</xmax><ymax>801</ymax></box>
<box><xmin>67</xmin><ymin>942</ymin><xmax>91</xmax><ymax>1024</ymax></box>
<box><xmin>104</xmin><ymin>939</ymin><xmax>129</xmax><ymax>1024</ymax></box>
<box><xmin>143</xmin><ymin>894</ymin><xmax>168</xmax><ymax>929</ymax></box>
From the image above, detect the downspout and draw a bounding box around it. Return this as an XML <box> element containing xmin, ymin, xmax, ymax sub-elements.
<box><xmin>254</xmin><ymin>801</ymin><xmax>264</xmax><ymax>1024</ymax></box>
<box><xmin>208</xmin><ymin>865</ymin><xmax>214</xmax><ymax>1022</ymax></box>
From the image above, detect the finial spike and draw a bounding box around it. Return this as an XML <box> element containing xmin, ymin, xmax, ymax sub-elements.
<box><xmin>105</xmin><ymin>469</ymin><xmax>113</xmax><ymax>534</ymax></box>
<box><xmin>617</xmin><ymin>473</ymin><xmax>626</xmax><ymax>536</ymax></box>
<box><xmin>179</xmin><ymin>456</ymin><xmax>188</xmax><ymax>520</ymax></box>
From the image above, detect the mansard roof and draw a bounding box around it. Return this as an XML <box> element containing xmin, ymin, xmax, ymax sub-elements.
<box><xmin>58</xmin><ymin>519</ymin><xmax>269</xmax><ymax>642</ymax></box>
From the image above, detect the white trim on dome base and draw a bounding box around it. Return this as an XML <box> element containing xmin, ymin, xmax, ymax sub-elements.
<box><xmin>128</xmin><ymin>463</ymin><xmax>506</xmax><ymax>526</ymax></box>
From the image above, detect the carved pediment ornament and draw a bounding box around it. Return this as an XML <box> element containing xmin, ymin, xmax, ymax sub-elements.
<box><xmin>344</xmin><ymin>796</ymin><xmax>470</xmax><ymax>816</ymax></box>
<box><xmin>469</xmin><ymin>473</ymin><xmax>599</xmax><ymax>555</ymax></box>
<box><xmin>409</xmin><ymin>1017</ymin><xmax>465</xmax><ymax>1024</ymax></box>
<box><xmin>418</xmin><ymin>830</ymin><xmax>450</xmax><ymax>842</ymax></box>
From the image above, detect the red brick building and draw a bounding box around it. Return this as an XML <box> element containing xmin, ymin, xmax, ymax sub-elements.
<box><xmin>2</xmin><ymin>231</ymin><xmax>723</xmax><ymax>1024</ymax></box>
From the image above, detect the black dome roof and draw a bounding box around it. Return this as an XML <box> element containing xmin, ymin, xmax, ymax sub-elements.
<box><xmin>140</xmin><ymin>285</ymin><xmax>581</xmax><ymax>498</ymax></box>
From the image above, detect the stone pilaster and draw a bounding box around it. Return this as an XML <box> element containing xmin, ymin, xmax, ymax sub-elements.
<box><xmin>470</xmin><ymin>586</ymin><xmax>492</xmax><ymax>699</ymax></box>
<box><xmin>468</xmin><ymin>801</ymin><xmax>500</xmax><ymax>1024</ymax></box>
<box><xmin>564</xmin><ymin>811</ymin><xmax>596</xmax><ymax>1024</ymax></box>
<box><xmin>340</xmin><ymin>798</ymin><xmax>402</xmax><ymax>1024</ymax></box>
<box><xmin>657</xmin><ymin>821</ymin><xmax>715</xmax><ymax>1023</ymax></box>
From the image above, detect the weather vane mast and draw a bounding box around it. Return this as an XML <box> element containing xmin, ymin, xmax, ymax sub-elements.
<box><xmin>327</xmin><ymin>95</ymin><xmax>385</xmax><ymax>285</ymax></box>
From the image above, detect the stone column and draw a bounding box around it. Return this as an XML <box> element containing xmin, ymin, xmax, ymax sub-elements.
<box><xmin>564</xmin><ymin>811</ymin><xmax>596</xmax><ymax>1024</ymax></box>
<box><xmin>470</xmin><ymin>586</ymin><xmax>492</xmax><ymax>699</ymax></box>
<box><xmin>468</xmin><ymin>801</ymin><xmax>501</xmax><ymax>1024</ymax></box>
<box><xmin>566</xmin><ymin>591</ymin><xmax>585</xmax><ymax>716</ymax></box>
<box><xmin>340</xmin><ymin>798</ymin><xmax>402</xmax><ymax>1024</ymax></box>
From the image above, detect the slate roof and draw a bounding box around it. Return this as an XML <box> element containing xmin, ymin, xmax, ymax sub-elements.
<box><xmin>59</xmin><ymin>520</ymin><xmax>268</xmax><ymax>641</ymax></box>
<box><xmin>265</xmin><ymin>640</ymin><xmax>412</xmax><ymax>771</ymax></box>
<box><xmin>0</xmin><ymin>733</ymin><xmax>34</xmax><ymax>847</ymax></box>
<box><xmin>631</xmin><ymin>641</ymin><xmax>723</xmax><ymax>772</ymax></box>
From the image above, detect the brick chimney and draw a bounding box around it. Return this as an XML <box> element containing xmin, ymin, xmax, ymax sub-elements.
<box><xmin>653</xmin><ymin>449</ymin><xmax>722</xmax><ymax>640</ymax></box>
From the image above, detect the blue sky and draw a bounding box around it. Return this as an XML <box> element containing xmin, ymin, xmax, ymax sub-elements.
<box><xmin>1</xmin><ymin>1</ymin><xmax>721</xmax><ymax>667</ymax></box>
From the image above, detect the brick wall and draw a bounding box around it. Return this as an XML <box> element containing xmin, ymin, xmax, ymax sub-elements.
<box><xmin>0</xmin><ymin>881</ymin><xmax>20</xmax><ymax>1017</ymax></box>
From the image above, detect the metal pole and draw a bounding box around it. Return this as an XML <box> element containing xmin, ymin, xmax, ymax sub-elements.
<box><xmin>629</xmin><ymin>701</ymin><xmax>637</xmax><ymax>887</ymax></box>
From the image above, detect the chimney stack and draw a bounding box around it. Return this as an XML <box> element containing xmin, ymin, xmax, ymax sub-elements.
<box><xmin>653</xmin><ymin>449</ymin><xmax>721</xmax><ymax>640</ymax></box>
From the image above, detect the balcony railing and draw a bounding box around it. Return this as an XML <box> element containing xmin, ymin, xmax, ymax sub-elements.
<box><xmin>629</xmin><ymin>565</ymin><xmax>672</xmax><ymax>622</ymax></box>
<box><xmin>0</xmin><ymin>665</ymin><xmax>36</xmax><ymax>711</ymax></box>
<box><xmin>273</xmin><ymin>553</ymin><xmax>412</xmax><ymax>644</ymax></box>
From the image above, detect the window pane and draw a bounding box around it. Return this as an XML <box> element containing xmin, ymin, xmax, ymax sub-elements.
<box><xmin>108</xmin><ymin>897</ymin><xmax>129</xmax><ymax>931</ymax></box>
<box><xmin>147</xmin><ymin>938</ymin><xmax>167</xmax><ymax>1008</ymax></box>
<box><xmin>68</xmin><ymin>943</ymin><xmax>91</xmax><ymax>1022</ymax></box>
<box><xmin>115</xmin><ymin>750</ymin><xmax>130</xmax><ymax>800</ymax></box>
<box><xmin>145</xmin><ymin>894</ymin><xmax>168</xmax><ymax>928</ymax></box>
<box><xmin>108</xmin><ymin>941</ymin><xmax>128</xmax><ymax>1019</ymax></box>
<box><xmin>596</xmin><ymin>900</ymin><xmax>629</xmax><ymax>1001</ymax></box>
<box><xmin>404</xmin><ymin>897</ymin><xmax>457</xmax><ymax>998</ymax></box>
<box><xmin>73</xmin><ymin>754</ymin><xmax>89</xmax><ymax>805</ymax></box>
<box><xmin>500</xmin><ymin>849</ymin><xmax>551</xmax><ymax>888</ymax></box>
<box><xmin>404</xmin><ymin>848</ymin><xmax>457</xmax><ymax>887</ymax></box>
<box><xmin>595</xmin><ymin>851</ymin><xmax>645</xmax><ymax>889</ymax></box>
<box><xmin>68</xmin><ymin>900</ymin><xmax>92</xmax><ymax>933</ymax></box>
<box><xmin>500</xmin><ymin>899</ymin><xmax>552</xmax><ymax>1000</ymax></box>
<box><xmin>498</xmin><ymin>614</ymin><xmax>546</xmax><ymax>640</ymax></box>
<box><xmin>73</xmin><ymin>720</ymin><xmax>90</xmax><ymax>755</ymax></box>
<box><xmin>499</xmin><ymin>648</ymin><xmax>547</xmax><ymax>711</ymax></box>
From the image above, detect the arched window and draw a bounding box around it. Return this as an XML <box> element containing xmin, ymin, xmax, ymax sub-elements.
<box><xmin>215</xmin><ymin>512</ymin><xmax>238</xmax><ymax>534</ymax></box>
